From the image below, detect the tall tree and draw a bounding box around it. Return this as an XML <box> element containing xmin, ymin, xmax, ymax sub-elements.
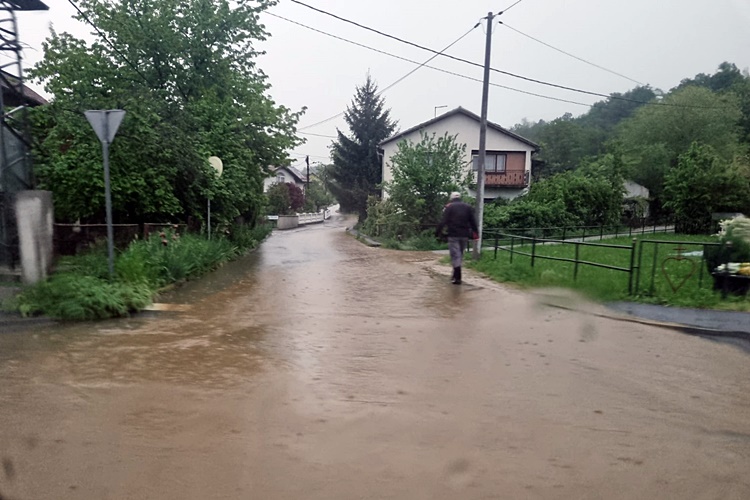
<box><xmin>617</xmin><ymin>85</ymin><xmax>742</xmax><ymax>215</ymax></box>
<box><xmin>329</xmin><ymin>76</ymin><xmax>396</xmax><ymax>221</ymax></box>
<box><xmin>29</xmin><ymin>0</ymin><xmax>302</xmax><ymax>225</ymax></box>
<box><xmin>664</xmin><ymin>143</ymin><xmax>750</xmax><ymax>234</ymax></box>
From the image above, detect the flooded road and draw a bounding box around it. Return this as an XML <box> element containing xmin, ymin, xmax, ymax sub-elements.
<box><xmin>1</xmin><ymin>213</ymin><xmax>749</xmax><ymax>499</ymax></box>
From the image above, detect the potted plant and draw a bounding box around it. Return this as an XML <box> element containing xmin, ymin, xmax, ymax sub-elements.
<box><xmin>706</xmin><ymin>215</ymin><xmax>750</xmax><ymax>295</ymax></box>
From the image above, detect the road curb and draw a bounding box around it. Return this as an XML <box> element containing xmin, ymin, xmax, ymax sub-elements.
<box><xmin>537</xmin><ymin>299</ymin><xmax>750</xmax><ymax>343</ymax></box>
<box><xmin>346</xmin><ymin>228</ymin><xmax>381</xmax><ymax>247</ymax></box>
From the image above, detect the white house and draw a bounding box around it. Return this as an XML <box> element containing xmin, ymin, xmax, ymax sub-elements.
<box><xmin>263</xmin><ymin>165</ymin><xmax>307</xmax><ymax>193</ymax></box>
<box><xmin>379</xmin><ymin>107</ymin><xmax>539</xmax><ymax>202</ymax></box>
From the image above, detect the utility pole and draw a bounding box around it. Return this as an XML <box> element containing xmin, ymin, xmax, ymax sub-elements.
<box><xmin>473</xmin><ymin>11</ymin><xmax>493</xmax><ymax>260</ymax></box>
<box><xmin>306</xmin><ymin>155</ymin><xmax>310</xmax><ymax>186</ymax></box>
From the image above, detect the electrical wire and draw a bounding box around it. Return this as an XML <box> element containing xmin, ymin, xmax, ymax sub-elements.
<box><xmin>268</xmin><ymin>12</ymin><xmax>591</xmax><ymax>132</ymax></box>
<box><xmin>500</xmin><ymin>21</ymin><xmax>645</xmax><ymax>86</ymax></box>
<box><xmin>66</xmin><ymin>0</ymin><xmax>151</xmax><ymax>86</ymax></box>
<box><xmin>498</xmin><ymin>0</ymin><xmax>528</xmax><ymax>15</ymax></box>
<box><xmin>278</xmin><ymin>14</ymin><xmax>481</xmax><ymax>131</ymax></box>
<box><xmin>298</xmin><ymin>131</ymin><xmax>337</xmax><ymax>138</ymax></box>
<box><xmin>288</xmin><ymin>0</ymin><xmax>727</xmax><ymax>110</ymax></box>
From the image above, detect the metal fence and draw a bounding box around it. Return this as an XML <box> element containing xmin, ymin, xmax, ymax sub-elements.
<box><xmin>486</xmin><ymin>231</ymin><xmax>731</xmax><ymax>297</ymax></box>
<box><xmin>485</xmin><ymin>220</ymin><xmax>674</xmax><ymax>243</ymax></box>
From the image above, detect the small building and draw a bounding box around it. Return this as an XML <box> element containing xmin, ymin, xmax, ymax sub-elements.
<box><xmin>379</xmin><ymin>107</ymin><xmax>539</xmax><ymax>202</ymax></box>
<box><xmin>263</xmin><ymin>165</ymin><xmax>307</xmax><ymax>193</ymax></box>
<box><xmin>622</xmin><ymin>180</ymin><xmax>650</xmax><ymax>219</ymax></box>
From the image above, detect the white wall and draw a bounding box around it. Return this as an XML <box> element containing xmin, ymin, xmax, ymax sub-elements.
<box><xmin>381</xmin><ymin>112</ymin><xmax>535</xmax><ymax>199</ymax></box>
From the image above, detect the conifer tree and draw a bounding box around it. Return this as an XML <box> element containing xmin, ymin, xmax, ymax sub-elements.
<box><xmin>330</xmin><ymin>76</ymin><xmax>397</xmax><ymax>221</ymax></box>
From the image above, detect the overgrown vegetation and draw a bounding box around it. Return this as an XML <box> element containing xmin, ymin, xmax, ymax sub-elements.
<box><xmin>8</xmin><ymin>226</ymin><xmax>271</xmax><ymax>321</ymax></box>
<box><xmin>29</xmin><ymin>0</ymin><xmax>301</xmax><ymax>228</ymax></box>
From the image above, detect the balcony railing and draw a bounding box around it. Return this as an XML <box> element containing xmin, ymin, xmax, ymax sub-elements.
<box><xmin>485</xmin><ymin>170</ymin><xmax>529</xmax><ymax>188</ymax></box>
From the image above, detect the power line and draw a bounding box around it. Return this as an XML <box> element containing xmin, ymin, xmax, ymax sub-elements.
<box><xmin>500</xmin><ymin>21</ymin><xmax>645</xmax><ymax>87</ymax></box>
<box><xmin>498</xmin><ymin>0</ymin><xmax>528</xmax><ymax>15</ymax></box>
<box><xmin>274</xmin><ymin>13</ymin><xmax>480</xmax><ymax>131</ymax></box>
<box><xmin>298</xmin><ymin>131</ymin><xmax>337</xmax><ymax>138</ymax></box>
<box><xmin>288</xmin><ymin>0</ymin><xmax>727</xmax><ymax>110</ymax></box>
<box><xmin>269</xmin><ymin>12</ymin><xmax>591</xmax><ymax>132</ymax></box>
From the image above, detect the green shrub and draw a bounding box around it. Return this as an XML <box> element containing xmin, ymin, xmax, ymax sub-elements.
<box><xmin>12</xmin><ymin>225</ymin><xmax>267</xmax><ymax>321</ymax></box>
<box><xmin>16</xmin><ymin>274</ymin><xmax>152</xmax><ymax>320</ymax></box>
<box><xmin>229</xmin><ymin>223</ymin><xmax>272</xmax><ymax>252</ymax></box>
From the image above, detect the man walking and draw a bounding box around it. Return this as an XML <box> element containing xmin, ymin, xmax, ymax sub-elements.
<box><xmin>435</xmin><ymin>192</ymin><xmax>478</xmax><ymax>285</ymax></box>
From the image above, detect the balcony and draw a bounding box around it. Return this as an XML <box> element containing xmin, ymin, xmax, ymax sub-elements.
<box><xmin>485</xmin><ymin>170</ymin><xmax>529</xmax><ymax>188</ymax></box>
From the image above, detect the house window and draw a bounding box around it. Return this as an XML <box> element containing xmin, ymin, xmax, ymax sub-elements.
<box><xmin>472</xmin><ymin>152</ymin><xmax>507</xmax><ymax>173</ymax></box>
<box><xmin>276</xmin><ymin>173</ymin><xmax>285</xmax><ymax>184</ymax></box>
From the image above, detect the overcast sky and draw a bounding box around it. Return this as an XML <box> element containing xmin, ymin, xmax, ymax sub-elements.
<box><xmin>11</xmin><ymin>0</ymin><xmax>750</xmax><ymax>168</ymax></box>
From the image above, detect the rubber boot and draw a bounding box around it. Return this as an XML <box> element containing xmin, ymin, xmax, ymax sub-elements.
<box><xmin>452</xmin><ymin>267</ymin><xmax>462</xmax><ymax>285</ymax></box>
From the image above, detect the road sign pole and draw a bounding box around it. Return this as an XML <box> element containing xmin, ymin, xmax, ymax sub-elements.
<box><xmin>102</xmin><ymin>137</ymin><xmax>115</xmax><ymax>278</ymax></box>
<box><xmin>85</xmin><ymin>109</ymin><xmax>126</xmax><ymax>279</ymax></box>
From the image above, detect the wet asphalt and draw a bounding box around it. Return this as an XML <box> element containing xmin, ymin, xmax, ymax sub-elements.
<box><xmin>0</xmin><ymin>213</ymin><xmax>748</xmax><ymax>499</ymax></box>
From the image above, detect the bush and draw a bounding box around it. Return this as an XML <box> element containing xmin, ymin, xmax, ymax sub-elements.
<box><xmin>12</xmin><ymin>223</ymin><xmax>270</xmax><ymax>321</ymax></box>
<box><xmin>705</xmin><ymin>215</ymin><xmax>750</xmax><ymax>272</ymax></box>
<box><xmin>361</xmin><ymin>196</ymin><xmax>420</xmax><ymax>239</ymax></box>
<box><xmin>15</xmin><ymin>274</ymin><xmax>152</xmax><ymax>320</ymax></box>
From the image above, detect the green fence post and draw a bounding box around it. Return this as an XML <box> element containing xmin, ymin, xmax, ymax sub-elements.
<box><xmin>628</xmin><ymin>238</ymin><xmax>637</xmax><ymax>295</ymax></box>
<box><xmin>562</xmin><ymin>226</ymin><xmax>567</xmax><ymax>241</ymax></box>
<box><xmin>649</xmin><ymin>242</ymin><xmax>660</xmax><ymax>296</ymax></box>
<box><xmin>574</xmin><ymin>242</ymin><xmax>580</xmax><ymax>281</ymax></box>
<box><xmin>510</xmin><ymin>236</ymin><xmax>514</xmax><ymax>263</ymax></box>
<box><xmin>600</xmin><ymin>224</ymin><xmax>604</xmax><ymax>240</ymax></box>
<box><xmin>494</xmin><ymin>234</ymin><xmax>498</xmax><ymax>260</ymax></box>
<box><xmin>635</xmin><ymin>240</ymin><xmax>644</xmax><ymax>295</ymax></box>
<box><xmin>531</xmin><ymin>236</ymin><xmax>537</xmax><ymax>268</ymax></box>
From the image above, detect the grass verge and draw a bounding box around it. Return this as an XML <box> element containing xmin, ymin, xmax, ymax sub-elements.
<box><xmin>5</xmin><ymin>224</ymin><xmax>272</xmax><ymax>321</ymax></box>
<box><xmin>468</xmin><ymin>233</ymin><xmax>750</xmax><ymax>311</ymax></box>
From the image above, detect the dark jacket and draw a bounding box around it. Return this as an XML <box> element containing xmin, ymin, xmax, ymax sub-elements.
<box><xmin>436</xmin><ymin>199</ymin><xmax>478</xmax><ymax>238</ymax></box>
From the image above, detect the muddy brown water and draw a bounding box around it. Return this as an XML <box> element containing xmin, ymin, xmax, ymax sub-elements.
<box><xmin>1</xmin><ymin>213</ymin><xmax>749</xmax><ymax>499</ymax></box>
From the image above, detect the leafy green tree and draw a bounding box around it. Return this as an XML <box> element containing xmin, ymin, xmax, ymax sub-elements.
<box><xmin>664</xmin><ymin>143</ymin><xmax>750</xmax><ymax>234</ymax></box>
<box><xmin>384</xmin><ymin>132</ymin><xmax>468</xmax><ymax>227</ymax></box>
<box><xmin>674</xmin><ymin>62</ymin><xmax>746</xmax><ymax>94</ymax></box>
<box><xmin>617</xmin><ymin>85</ymin><xmax>742</xmax><ymax>215</ymax></box>
<box><xmin>514</xmin><ymin>86</ymin><xmax>656</xmax><ymax>179</ymax></box>
<box><xmin>29</xmin><ymin>0</ymin><xmax>301</xmax><ymax>226</ymax></box>
<box><xmin>526</xmin><ymin>167</ymin><xmax>624</xmax><ymax>226</ymax></box>
<box><xmin>329</xmin><ymin>75</ymin><xmax>396</xmax><ymax>221</ymax></box>
<box><xmin>302</xmin><ymin>180</ymin><xmax>333</xmax><ymax>212</ymax></box>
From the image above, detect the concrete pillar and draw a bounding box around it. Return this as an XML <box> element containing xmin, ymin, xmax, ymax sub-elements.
<box><xmin>15</xmin><ymin>190</ymin><xmax>53</xmax><ymax>284</ymax></box>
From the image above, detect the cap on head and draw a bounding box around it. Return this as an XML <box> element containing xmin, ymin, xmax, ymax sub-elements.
<box><xmin>449</xmin><ymin>192</ymin><xmax>461</xmax><ymax>200</ymax></box>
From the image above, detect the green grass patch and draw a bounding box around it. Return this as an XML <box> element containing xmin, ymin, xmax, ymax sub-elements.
<box><xmin>470</xmin><ymin>233</ymin><xmax>750</xmax><ymax>311</ymax></box>
<box><xmin>8</xmin><ymin>224</ymin><xmax>271</xmax><ymax>321</ymax></box>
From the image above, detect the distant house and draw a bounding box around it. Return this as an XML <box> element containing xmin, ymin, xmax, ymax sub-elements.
<box><xmin>623</xmin><ymin>180</ymin><xmax>650</xmax><ymax>219</ymax></box>
<box><xmin>379</xmin><ymin>107</ymin><xmax>539</xmax><ymax>202</ymax></box>
<box><xmin>263</xmin><ymin>165</ymin><xmax>307</xmax><ymax>193</ymax></box>
<box><xmin>0</xmin><ymin>71</ymin><xmax>48</xmax><ymax>108</ymax></box>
